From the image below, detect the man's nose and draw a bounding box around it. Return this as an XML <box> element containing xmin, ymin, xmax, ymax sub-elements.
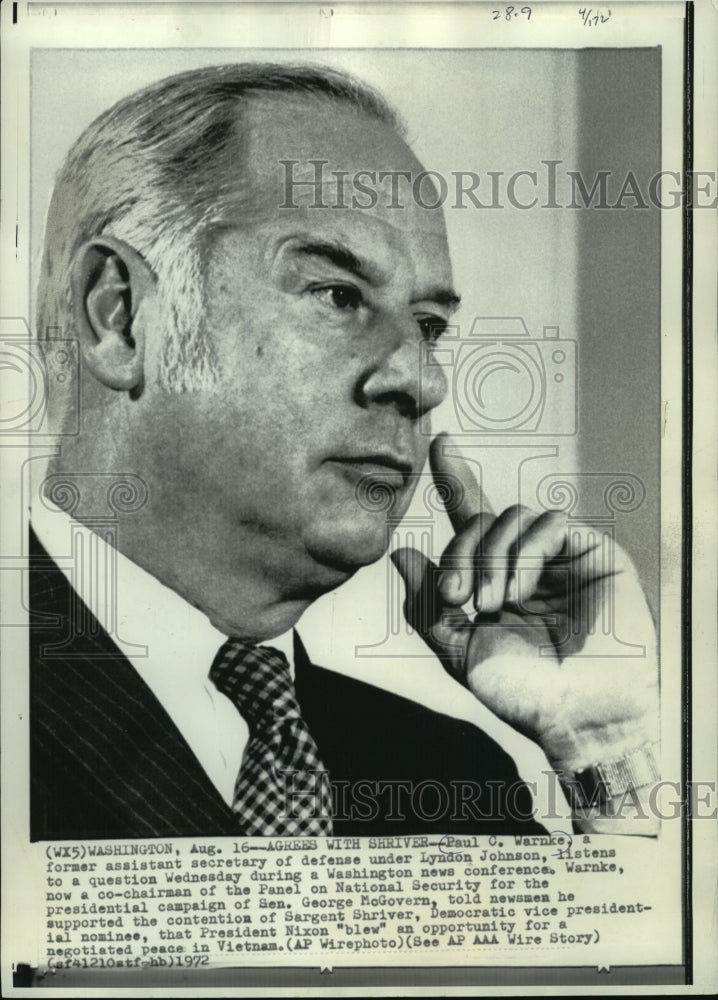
<box><xmin>355</xmin><ymin>320</ymin><xmax>448</xmax><ymax>419</ymax></box>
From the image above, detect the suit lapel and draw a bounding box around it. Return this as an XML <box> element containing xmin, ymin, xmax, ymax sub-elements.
<box><xmin>30</xmin><ymin>528</ymin><xmax>239</xmax><ymax>839</ymax></box>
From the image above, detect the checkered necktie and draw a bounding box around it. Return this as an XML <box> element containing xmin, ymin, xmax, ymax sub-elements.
<box><xmin>209</xmin><ymin>638</ymin><xmax>333</xmax><ymax>836</ymax></box>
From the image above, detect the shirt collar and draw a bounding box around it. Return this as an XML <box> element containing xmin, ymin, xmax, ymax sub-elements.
<box><xmin>30</xmin><ymin>496</ymin><xmax>296</xmax><ymax>666</ymax></box>
<box><xmin>30</xmin><ymin>497</ymin><xmax>296</xmax><ymax>806</ymax></box>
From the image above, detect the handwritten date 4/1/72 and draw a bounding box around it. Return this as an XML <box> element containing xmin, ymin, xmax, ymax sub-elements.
<box><xmin>493</xmin><ymin>6</ymin><xmax>532</xmax><ymax>20</ymax></box>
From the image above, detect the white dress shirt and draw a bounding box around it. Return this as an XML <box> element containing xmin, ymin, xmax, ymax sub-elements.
<box><xmin>30</xmin><ymin>499</ymin><xmax>296</xmax><ymax>807</ymax></box>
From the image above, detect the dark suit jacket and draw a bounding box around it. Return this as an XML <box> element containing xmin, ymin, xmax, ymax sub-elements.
<box><xmin>29</xmin><ymin>529</ymin><xmax>546</xmax><ymax>840</ymax></box>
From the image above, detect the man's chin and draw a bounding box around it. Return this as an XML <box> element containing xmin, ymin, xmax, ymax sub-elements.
<box><xmin>304</xmin><ymin>522</ymin><xmax>392</xmax><ymax>579</ymax></box>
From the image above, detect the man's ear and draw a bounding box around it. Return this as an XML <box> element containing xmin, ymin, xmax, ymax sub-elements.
<box><xmin>71</xmin><ymin>235</ymin><xmax>155</xmax><ymax>391</ymax></box>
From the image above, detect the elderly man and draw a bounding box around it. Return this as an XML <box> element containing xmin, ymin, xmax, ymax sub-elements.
<box><xmin>30</xmin><ymin>63</ymin><xmax>659</xmax><ymax>840</ymax></box>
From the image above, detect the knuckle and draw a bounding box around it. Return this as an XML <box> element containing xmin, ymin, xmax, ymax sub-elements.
<box><xmin>612</xmin><ymin>544</ymin><xmax>637</xmax><ymax>576</ymax></box>
<box><xmin>465</xmin><ymin>511</ymin><xmax>493</xmax><ymax>532</ymax></box>
<box><xmin>541</xmin><ymin>508</ymin><xmax>568</xmax><ymax>530</ymax></box>
<box><xmin>497</xmin><ymin>503</ymin><xmax>531</xmax><ymax>525</ymax></box>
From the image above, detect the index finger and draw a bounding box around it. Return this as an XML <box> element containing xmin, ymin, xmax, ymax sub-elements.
<box><xmin>429</xmin><ymin>432</ymin><xmax>494</xmax><ymax>531</ymax></box>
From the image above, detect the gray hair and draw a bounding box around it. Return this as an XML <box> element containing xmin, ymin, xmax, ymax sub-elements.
<box><xmin>37</xmin><ymin>63</ymin><xmax>403</xmax><ymax>419</ymax></box>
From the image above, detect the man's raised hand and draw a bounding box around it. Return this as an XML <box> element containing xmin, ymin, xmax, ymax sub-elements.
<box><xmin>390</xmin><ymin>433</ymin><xmax>659</xmax><ymax>803</ymax></box>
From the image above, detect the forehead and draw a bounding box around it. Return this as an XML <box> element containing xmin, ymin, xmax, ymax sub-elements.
<box><xmin>225</xmin><ymin>94</ymin><xmax>452</xmax><ymax>279</ymax></box>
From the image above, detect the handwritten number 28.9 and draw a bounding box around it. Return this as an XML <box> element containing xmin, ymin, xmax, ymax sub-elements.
<box><xmin>493</xmin><ymin>6</ymin><xmax>532</xmax><ymax>20</ymax></box>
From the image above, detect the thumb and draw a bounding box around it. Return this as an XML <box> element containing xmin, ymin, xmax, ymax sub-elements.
<box><xmin>391</xmin><ymin>546</ymin><xmax>468</xmax><ymax>673</ymax></box>
<box><xmin>390</xmin><ymin>546</ymin><xmax>433</xmax><ymax>601</ymax></box>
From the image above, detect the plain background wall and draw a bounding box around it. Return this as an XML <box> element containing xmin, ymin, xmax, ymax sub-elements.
<box><xmin>575</xmin><ymin>49</ymin><xmax>661</xmax><ymax>617</ymax></box>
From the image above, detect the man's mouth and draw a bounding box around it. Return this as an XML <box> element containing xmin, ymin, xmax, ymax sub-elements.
<box><xmin>327</xmin><ymin>454</ymin><xmax>413</xmax><ymax>487</ymax></box>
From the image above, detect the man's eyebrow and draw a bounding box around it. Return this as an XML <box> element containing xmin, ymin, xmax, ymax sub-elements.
<box><xmin>420</xmin><ymin>288</ymin><xmax>462</xmax><ymax>314</ymax></box>
<box><xmin>292</xmin><ymin>240</ymin><xmax>372</xmax><ymax>282</ymax></box>
<box><xmin>292</xmin><ymin>238</ymin><xmax>461</xmax><ymax>312</ymax></box>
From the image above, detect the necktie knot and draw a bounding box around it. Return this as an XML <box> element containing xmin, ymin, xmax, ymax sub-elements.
<box><xmin>209</xmin><ymin>637</ymin><xmax>300</xmax><ymax>728</ymax></box>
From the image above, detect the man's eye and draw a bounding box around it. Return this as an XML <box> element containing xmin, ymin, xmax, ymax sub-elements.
<box><xmin>311</xmin><ymin>285</ymin><xmax>362</xmax><ymax>311</ymax></box>
<box><xmin>417</xmin><ymin>315</ymin><xmax>448</xmax><ymax>341</ymax></box>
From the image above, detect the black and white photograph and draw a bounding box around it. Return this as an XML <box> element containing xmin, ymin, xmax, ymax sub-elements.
<box><xmin>1</xmin><ymin>0</ymin><xmax>715</xmax><ymax>994</ymax></box>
